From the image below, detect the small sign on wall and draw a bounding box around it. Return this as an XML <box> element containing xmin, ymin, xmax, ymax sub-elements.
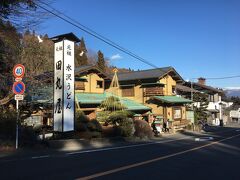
<box><xmin>174</xmin><ymin>108</ymin><xmax>182</xmax><ymax>119</ymax></box>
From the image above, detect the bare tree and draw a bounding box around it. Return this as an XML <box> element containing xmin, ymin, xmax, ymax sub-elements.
<box><xmin>0</xmin><ymin>0</ymin><xmax>51</xmax><ymax>30</ymax></box>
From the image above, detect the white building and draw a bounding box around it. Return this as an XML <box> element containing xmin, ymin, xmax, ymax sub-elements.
<box><xmin>181</xmin><ymin>78</ymin><xmax>225</xmax><ymax>125</ymax></box>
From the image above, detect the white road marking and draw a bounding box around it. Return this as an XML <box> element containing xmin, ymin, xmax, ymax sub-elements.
<box><xmin>236</xmin><ymin>129</ymin><xmax>240</xmax><ymax>132</ymax></box>
<box><xmin>31</xmin><ymin>155</ymin><xmax>50</xmax><ymax>159</ymax></box>
<box><xmin>195</xmin><ymin>137</ymin><xmax>214</xmax><ymax>141</ymax></box>
<box><xmin>77</xmin><ymin>133</ymin><xmax>240</xmax><ymax>180</ymax></box>
<box><xmin>66</xmin><ymin>137</ymin><xmax>192</xmax><ymax>156</ymax></box>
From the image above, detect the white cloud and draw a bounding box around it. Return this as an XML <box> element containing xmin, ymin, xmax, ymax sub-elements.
<box><xmin>224</xmin><ymin>87</ymin><xmax>240</xmax><ymax>90</ymax></box>
<box><xmin>110</xmin><ymin>54</ymin><xmax>122</xmax><ymax>60</ymax></box>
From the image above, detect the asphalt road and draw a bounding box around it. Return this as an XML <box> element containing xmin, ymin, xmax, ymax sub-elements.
<box><xmin>0</xmin><ymin>127</ymin><xmax>240</xmax><ymax>180</ymax></box>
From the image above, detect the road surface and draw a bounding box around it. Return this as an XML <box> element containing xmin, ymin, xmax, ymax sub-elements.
<box><xmin>0</xmin><ymin>127</ymin><xmax>239</xmax><ymax>180</ymax></box>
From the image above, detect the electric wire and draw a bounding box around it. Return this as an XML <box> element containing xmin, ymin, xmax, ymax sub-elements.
<box><xmin>36</xmin><ymin>2</ymin><xmax>159</xmax><ymax>69</ymax></box>
<box><xmin>36</xmin><ymin>2</ymin><xmax>240</xmax><ymax>82</ymax></box>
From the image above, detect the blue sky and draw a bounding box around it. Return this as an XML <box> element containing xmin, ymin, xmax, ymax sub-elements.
<box><xmin>37</xmin><ymin>0</ymin><xmax>240</xmax><ymax>88</ymax></box>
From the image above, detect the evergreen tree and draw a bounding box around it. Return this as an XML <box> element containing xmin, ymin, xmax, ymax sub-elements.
<box><xmin>100</xmin><ymin>96</ymin><xmax>126</xmax><ymax>112</ymax></box>
<box><xmin>97</xmin><ymin>50</ymin><xmax>106</xmax><ymax>72</ymax></box>
<box><xmin>75</xmin><ymin>37</ymin><xmax>88</xmax><ymax>67</ymax></box>
<box><xmin>193</xmin><ymin>92</ymin><xmax>209</xmax><ymax>124</ymax></box>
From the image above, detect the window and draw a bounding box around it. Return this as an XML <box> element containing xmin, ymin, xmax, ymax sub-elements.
<box><xmin>122</xmin><ymin>87</ymin><xmax>135</xmax><ymax>97</ymax></box>
<box><xmin>144</xmin><ymin>87</ymin><xmax>164</xmax><ymax>96</ymax></box>
<box><xmin>96</xmin><ymin>80</ymin><xmax>103</xmax><ymax>88</ymax></box>
<box><xmin>75</xmin><ymin>81</ymin><xmax>85</xmax><ymax>90</ymax></box>
<box><xmin>172</xmin><ymin>86</ymin><xmax>176</xmax><ymax>94</ymax></box>
<box><xmin>208</xmin><ymin>95</ymin><xmax>214</xmax><ymax>102</ymax></box>
<box><xmin>214</xmin><ymin>94</ymin><xmax>219</xmax><ymax>102</ymax></box>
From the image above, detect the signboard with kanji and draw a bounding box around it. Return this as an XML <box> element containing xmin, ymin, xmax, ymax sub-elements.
<box><xmin>52</xmin><ymin>33</ymin><xmax>79</xmax><ymax>132</ymax></box>
<box><xmin>53</xmin><ymin>41</ymin><xmax>64</xmax><ymax>132</ymax></box>
<box><xmin>63</xmin><ymin>40</ymin><xmax>75</xmax><ymax>132</ymax></box>
<box><xmin>15</xmin><ymin>94</ymin><xmax>24</xmax><ymax>100</ymax></box>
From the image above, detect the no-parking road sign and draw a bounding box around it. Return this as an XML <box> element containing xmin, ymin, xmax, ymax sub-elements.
<box><xmin>13</xmin><ymin>81</ymin><xmax>25</xmax><ymax>95</ymax></box>
<box><xmin>13</xmin><ymin>64</ymin><xmax>25</xmax><ymax>79</ymax></box>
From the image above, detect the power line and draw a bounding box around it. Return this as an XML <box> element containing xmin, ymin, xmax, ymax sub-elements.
<box><xmin>35</xmin><ymin>2</ymin><xmax>160</xmax><ymax>69</ymax></box>
<box><xmin>39</xmin><ymin>1</ymin><xmax>157</xmax><ymax>67</ymax></box>
<box><xmin>191</xmin><ymin>75</ymin><xmax>240</xmax><ymax>81</ymax></box>
<box><xmin>206</xmin><ymin>75</ymin><xmax>240</xmax><ymax>80</ymax></box>
<box><xmin>36</xmin><ymin>2</ymin><xmax>240</xmax><ymax>81</ymax></box>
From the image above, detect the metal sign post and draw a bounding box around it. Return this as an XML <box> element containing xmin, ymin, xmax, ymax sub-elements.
<box><xmin>16</xmin><ymin>100</ymin><xmax>19</xmax><ymax>149</ymax></box>
<box><xmin>13</xmin><ymin>64</ymin><xmax>25</xmax><ymax>149</ymax></box>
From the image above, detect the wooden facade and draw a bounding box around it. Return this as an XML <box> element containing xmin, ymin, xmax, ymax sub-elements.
<box><xmin>107</xmin><ymin>68</ymin><xmax>191</xmax><ymax>130</ymax></box>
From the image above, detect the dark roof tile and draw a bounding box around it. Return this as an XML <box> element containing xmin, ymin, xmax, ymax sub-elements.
<box><xmin>116</xmin><ymin>66</ymin><xmax>181</xmax><ymax>81</ymax></box>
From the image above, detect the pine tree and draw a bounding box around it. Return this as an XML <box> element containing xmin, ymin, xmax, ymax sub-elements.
<box><xmin>193</xmin><ymin>92</ymin><xmax>209</xmax><ymax>124</ymax></box>
<box><xmin>97</xmin><ymin>50</ymin><xmax>106</xmax><ymax>72</ymax></box>
<box><xmin>75</xmin><ymin>37</ymin><xmax>88</xmax><ymax>67</ymax></box>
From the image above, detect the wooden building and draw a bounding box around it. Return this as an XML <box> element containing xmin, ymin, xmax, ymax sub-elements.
<box><xmin>27</xmin><ymin>65</ymin><xmax>192</xmax><ymax>130</ymax></box>
<box><xmin>107</xmin><ymin>67</ymin><xmax>193</xmax><ymax>129</ymax></box>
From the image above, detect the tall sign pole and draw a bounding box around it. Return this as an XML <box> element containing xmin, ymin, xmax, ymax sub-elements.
<box><xmin>51</xmin><ymin>33</ymin><xmax>80</xmax><ymax>132</ymax></box>
<box><xmin>13</xmin><ymin>64</ymin><xmax>25</xmax><ymax>149</ymax></box>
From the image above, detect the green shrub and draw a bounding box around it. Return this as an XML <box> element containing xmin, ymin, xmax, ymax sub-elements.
<box><xmin>108</xmin><ymin>110</ymin><xmax>128</xmax><ymax>125</ymax></box>
<box><xmin>134</xmin><ymin>120</ymin><xmax>153</xmax><ymax>139</ymax></box>
<box><xmin>87</xmin><ymin>119</ymin><xmax>102</xmax><ymax>132</ymax></box>
<box><xmin>19</xmin><ymin>126</ymin><xmax>39</xmax><ymax>147</ymax></box>
<box><xmin>117</xmin><ymin>118</ymin><xmax>134</xmax><ymax>137</ymax></box>
<box><xmin>0</xmin><ymin>109</ymin><xmax>16</xmax><ymax>140</ymax></box>
<box><xmin>107</xmin><ymin>111</ymin><xmax>134</xmax><ymax>137</ymax></box>
<box><xmin>100</xmin><ymin>96</ymin><xmax>126</xmax><ymax>111</ymax></box>
<box><xmin>75</xmin><ymin>110</ymin><xmax>90</xmax><ymax>131</ymax></box>
<box><xmin>97</xmin><ymin>111</ymin><xmax>111</xmax><ymax>125</ymax></box>
<box><xmin>74</xmin><ymin>111</ymin><xmax>103</xmax><ymax>139</ymax></box>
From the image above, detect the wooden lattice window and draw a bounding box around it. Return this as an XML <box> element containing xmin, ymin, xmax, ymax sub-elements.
<box><xmin>122</xmin><ymin>87</ymin><xmax>134</xmax><ymax>97</ymax></box>
<box><xmin>75</xmin><ymin>81</ymin><xmax>85</xmax><ymax>90</ymax></box>
<box><xmin>144</xmin><ymin>87</ymin><xmax>164</xmax><ymax>96</ymax></box>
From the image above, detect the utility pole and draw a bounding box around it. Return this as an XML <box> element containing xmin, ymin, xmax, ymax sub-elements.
<box><xmin>191</xmin><ymin>79</ymin><xmax>194</xmax><ymax>110</ymax></box>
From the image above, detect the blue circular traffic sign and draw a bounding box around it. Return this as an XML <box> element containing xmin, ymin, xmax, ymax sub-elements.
<box><xmin>13</xmin><ymin>81</ymin><xmax>25</xmax><ymax>95</ymax></box>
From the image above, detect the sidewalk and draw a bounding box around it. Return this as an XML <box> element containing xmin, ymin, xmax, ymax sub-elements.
<box><xmin>0</xmin><ymin>133</ymin><xmax>177</xmax><ymax>160</ymax></box>
<box><xmin>48</xmin><ymin>135</ymin><xmax>166</xmax><ymax>151</ymax></box>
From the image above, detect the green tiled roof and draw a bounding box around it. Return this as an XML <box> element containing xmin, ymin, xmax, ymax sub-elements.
<box><xmin>75</xmin><ymin>93</ymin><xmax>106</xmax><ymax>104</ymax></box>
<box><xmin>153</xmin><ymin>96</ymin><xmax>192</xmax><ymax>104</ymax></box>
<box><xmin>76</xmin><ymin>93</ymin><xmax>151</xmax><ymax>111</ymax></box>
<box><xmin>121</xmin><ymin>98</ymin><xmax>151</xmax><ymax>111</ymax></box>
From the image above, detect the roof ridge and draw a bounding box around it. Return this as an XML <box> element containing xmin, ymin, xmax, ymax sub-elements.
<box><xmin>117</xmin><ymin>66</ymin><xmax>172</xmax><ymax>75</ymax></box>
<box><xmin>194</xmin><ymin>82</ymin><xmax>222</xmax><ymax>92</ymax></box>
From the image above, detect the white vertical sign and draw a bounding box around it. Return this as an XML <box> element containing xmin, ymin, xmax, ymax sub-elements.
<box><xmin>63</xmin><ymin>40</ymin><xmax>74</xmax><ymax>131</ymax></box>
<box><xmin>53</xmin><ymin>40</ymin><xmax>75</xmax><ymax>132</ymax></box>
<box><xmin>54</xmin><ymin>41</ymin><xmax>64</xmax><ymax>131</ymax></box>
